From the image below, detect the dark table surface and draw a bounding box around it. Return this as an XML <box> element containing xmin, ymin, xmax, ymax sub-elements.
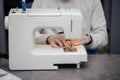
<box><xmin>0</xmin><ymin>54</ymin><xmax>120</xmax><ymax>80</ymax></box>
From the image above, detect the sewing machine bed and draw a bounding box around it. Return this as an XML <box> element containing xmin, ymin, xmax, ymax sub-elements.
<box><xmin>9</xmin><ymin>45</ymin><xmax>87</xmax><ymax>70</ymax></box>
<box><xmin>32</xmin><ymin>45</ymin><xmax>84</xmax><ymax>55</ymax></box>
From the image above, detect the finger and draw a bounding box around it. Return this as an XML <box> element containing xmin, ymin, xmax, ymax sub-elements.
<box><xmin>72</xmin><ymin>42</ymin><xmax>80</xmax><ymax>46</ymax></box>
<box><xmin>61</xmin><ymin>39</ymin><xmax>69</xmax><ymax>48</ymax></box>
<box><xmin>64</xmin><ymin>41</ymin><xmax>70</xmax><ymax>48</ymax></box>
<box><xmin>67</xmin><ymin>41</ymin><xmax>70</xmax><ymax>46</ymax></box>
<box><xmin>71</xmin><ymin>39</ymin><xmax>79</xmax><ymax>46</ymax></box>
<box><xmin>72</xmin><ymin>40</ymin><xmax>79</xmax><ymax>44</ymax></box>
<box><xmin>72</xmin><ymin>39</ymin><xmax>78</xmax><ymax>42</ymax></box>
<box><xmin>58</xmin><ymin>35</ymin><xmax>67</xmax><ymax>42</ymax></box>
<box><xmin>51</xmin><ymin>42</ymin><xmax>60</xmax><ymax>48</ymax></box>
<box><xmin>56</xmin><ymin>39</ymin><xmax>64</xmax><ymax>47</ymax></box>
<box><xmin>58</xmin><ymin>36</ymin><xmax>69</xmax><ymax>47</ymax></box>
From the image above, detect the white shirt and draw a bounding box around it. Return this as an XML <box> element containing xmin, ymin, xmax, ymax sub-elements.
<box><xmin>32</xmin><ymin>0</ymin><xmax>108</xmax><ymax>49</ymax></box>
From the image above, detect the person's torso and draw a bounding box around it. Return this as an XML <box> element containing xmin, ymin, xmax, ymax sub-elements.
<box><xmin>37</xmin><ymin>0</ymin><xmax>95</xmax><ymax>34</ymax></box>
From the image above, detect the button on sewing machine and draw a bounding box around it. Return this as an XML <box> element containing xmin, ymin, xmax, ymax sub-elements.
<box><xmin>12</xmin><ymin>10</ymin><xmax>16</xmax><ymax>13</ymax></box>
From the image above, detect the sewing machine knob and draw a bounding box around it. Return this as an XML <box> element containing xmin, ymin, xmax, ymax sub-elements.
<box><xmin>4</xmin><ymin>16</ymin><xmax>8</xmax><ymax>30</ymax></box>
<box><xmin>12</xmin><ymin>10</ymin><xmax>16</xmax><ymax>13</ymax></box>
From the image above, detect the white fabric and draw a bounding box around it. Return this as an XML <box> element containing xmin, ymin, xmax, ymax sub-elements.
<box><xmin>0</xmin><ymin>69</ymin><xmax>21</xmax><ymax>80</ymax></box>
<box><xmin>32</xmin><ymin>0</ymin><xmax>108</xmax><ymax>49</ymax></box>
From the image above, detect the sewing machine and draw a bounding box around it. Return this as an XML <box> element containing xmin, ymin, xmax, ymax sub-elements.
<box><xmin>5</xmin><ymin>8</ymin><xmax>88</xmax><ymax>70</ymax></box>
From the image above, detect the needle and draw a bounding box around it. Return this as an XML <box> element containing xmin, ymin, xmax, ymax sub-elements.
<box><xmin>70</xmin><ymin>39</ymin><xmax>72</xmax><ymax>49</ymax></box>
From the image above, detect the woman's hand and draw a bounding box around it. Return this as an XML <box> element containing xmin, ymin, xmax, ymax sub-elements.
<box><xmin>47</xmin><ymin>35</ymin><xmax>69</xmax><ymax>48</ymax></box>
<box><xmin>66</xmin><ymin>34</ymin><xmax>92</xmax><ymax>46</ymax></box>
<box><xmin>47</xmin><ymin>34</ymin><xmax>92</xmax><ymax>48</ymax></box>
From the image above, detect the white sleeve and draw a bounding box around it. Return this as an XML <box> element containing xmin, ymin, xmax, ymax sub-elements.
<box><xmin>32</xmin><ymin>0</ymin><xmax>42</xmax><ymax>8</ymax></box>
<box><xmin>32</xmin><ymin>0</ymin><xmax>52</xmax><ymax>44</ymax></box>
<box><xmin>87</xmin><ymin>0</ymin><xmax>108</xmax><ymax>49</ymax></box>
<box><xmin>34</xmin><ymin>28</ymin><xmax>57</xmax><ymax>44</ymax></box>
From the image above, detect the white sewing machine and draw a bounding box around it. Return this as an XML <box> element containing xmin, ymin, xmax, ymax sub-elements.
<box><xmin>5</xmin><ymin>8</ymin><xmax>87</xmax><ymax>70</ymax></box>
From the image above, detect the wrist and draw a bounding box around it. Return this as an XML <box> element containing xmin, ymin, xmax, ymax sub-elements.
<box><xmin>46</xmin><ymin>36</ymin><xmax>52</xmax><ymax>44</ymax></box>
<box><xmin>85</xmin><ymin>34</ymin><xmax>93</xmax><ymax>45</ymax></box>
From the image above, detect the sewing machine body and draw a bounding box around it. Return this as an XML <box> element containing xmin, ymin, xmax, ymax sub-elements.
<box><xmin>6</xmin><ymin>8</ymin><xmax>87</xmax><ymax>70</ymax></box>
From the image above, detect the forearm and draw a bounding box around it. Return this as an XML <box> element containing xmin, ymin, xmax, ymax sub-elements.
<box><xmin>86</xmin><ymin>25</ymin><xmax>108</xmax><ymax>49</ymax></box>
<box><xmin>87</xmin><ymin>0</ymin><xmax>108</xmax><ymax>49</ymax></box>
